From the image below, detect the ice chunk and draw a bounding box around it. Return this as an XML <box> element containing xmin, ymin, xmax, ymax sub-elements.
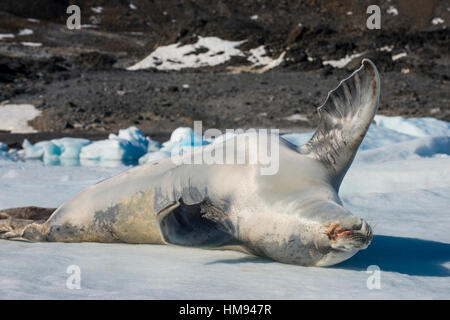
<box><xmin>17</xmin><ymin>127</ymin><xmax>161</xmax><ymax>165</ymax></box>
<box><xmin>280</xmin><ymin>117</ymin><xmax>449</xmax><ymax>152</ymax></box>
<box><xmin>80</xmin><ymin>139</ymin><xmax>143</xmax><ymax>161</ymax></box>
<box><xmin>0</xmin><ymin>142</ymin><xmax>16</xmax><ymax>161</ymax></box>
<box><xmin>360</xmin><ymin>125</ymin><xmax>415</xmax><ymax>150</ymax></box>
<box><xmin>147</xmin><ymin>139</ymin><xmax>162</xmax><ymax>153</ymax></box>
<box><xmin>51</xmin><ymin>138</ymin><xmax>91</xmax><ymax>159</ymax></box>
<box><xmin>356</xmin><ymin>136</ymin><xmax>450</xmax><ymax>163</ymax></box>
<box><xmin>81</xmin><ymin>127</ymin><xmax>151</xmax><ymax>161</ymax></box>
<box><xmin>163</xmin><ymin>127</ymin><xmax>209</xmax><ymax>150</ymax></box>
<box><xmin>20</xmin><ymin>138</ymin><xmax>91</xmax><ymax>161</ymax></box>
<box><xmin>20</xmin><ymin>139</ymin><xmax>53</xmax><ymax>160</ymax></box>
<box><xmin>374</xmin><ymin>115</ymin><xmax>450</xmax><ymax>137</ymax></box>
<box><xmin>0</xmin><ymin>34</ymin><xmax>14</xmax><ymax>40</ymax></box>
<box><xmin>110</xmin><ymin>127</ymin><xmax>148</xmax><ymax>150</ymax></box>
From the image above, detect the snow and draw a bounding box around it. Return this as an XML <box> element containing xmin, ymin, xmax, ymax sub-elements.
<box><xmin>0</xmin><ymin>116</ymin><xmax>449</xmax><ymax>299</ymax></box>
<box><xmin>284</xmin><ymin>114</ymin><xmax>309</xmax><ymax>122</ymax></box>
<box><xmin>91</xmin><ymin>7</ymin><xmax>103</xmax><ymax>14</ymax></box>
<box><xmin>0</xmin><ymin>104</ymin><xmax>41</xmax><ymax>133</ymax></box>
<box><xmin>128</xmin><ymin>37</ymin><xmax>285</xmax><ymax>72</ymax></box>
<box><xmin>27</xmin><ymin>18</ymin><xmax>40</xmax><ymax>23</ymax></box>
<box><xmin>387</xmin><ymin>6</ymin><xmax>399</xmax><ymax>16</ymax></box>
<box><xmin>250</xmin><ymin>15</ymin><xmax>259</xmax><ymax>20</ymax></box>
<box><xmin>323</xmin><ymin>52</ymin><xmax>363</xmax><ymax>68</ymax></box>
<box><xmin>127</xmin><ymin>37</ymin><xmax>246</xmax><ymax>71</ymax></box>
<box><xmin>379</xmin><ymin>45</ymin><xmax>393</xmax><ymax>52</ymax></box>
<box><xmin>392</xmin><ymin>52</ymin><xmax>407</xmax><ymax>61</ymax></box>
<box><xmin>247</xmin><ymin>46</ymin><xmax>286</xmax><ymax>72</ymax></box>
<box><xmin>18</xmin><ymin>29</ymin><xmax>33</xmax><ymax>36</ymax></box>
<box><xmin>21</xmin><ymin>42</ymin><xmax>42</xmax><ymax>47</ymax></box>
<box><xmin>0</xmin><ymin>34</ymin><xmax>14</xmax><ymax>40</ymax></box>
<box><xmin>80</xmin><ymin>24</ymin><xmax>98</xmax><ymax>29</ymax></box>
<box><xmin>129</xmin><ymin>3</ymin><xmax>137</xmax><ymax>10</ymax></box>
<box><xmin>432</xmin><ymin>17</ymin><xmax>444</xmax><ymax>25</ymax></box>
<box><xmin>374</xmin><ymin>115</ymin><xmax>450</xmax><ymax>137</ymax></box>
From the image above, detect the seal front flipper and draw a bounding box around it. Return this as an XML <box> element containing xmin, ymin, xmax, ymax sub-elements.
<box><xmin>299</xmin><ymin>58</ymin><xmax>380</xmax><ymax>190</ymax></box>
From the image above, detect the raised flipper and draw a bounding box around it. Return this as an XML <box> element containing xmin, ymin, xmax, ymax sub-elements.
<box><xmin>299</xmin><ymin>59</ymin><xmax>380</xmax><ymax>190</ymax></box>
<box><xmin>0</xmin><ymin>206</ymin><xmax>55</xmax><ymax>240</ymax></box>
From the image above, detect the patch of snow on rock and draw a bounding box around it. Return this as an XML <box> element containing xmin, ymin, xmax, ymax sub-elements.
<box><xmin>379</xmin><ymin>45</ymin><xmax>393</xmax><ymax>52</ymax></box>
<box><xmin>432</xmin><ymin>17</ymin><xmax>444</xmax><ymax>25</ymax></box>
<box><xmin>91</xmin><ymin>7</ymin><xmax>103</xmax><ymax>13</ymax></box>
<box><xmin>247</xmin><ymin>46</ymin><xmax>285</xmax><ymax>71</ymax></box>
<box><xmin>0</xmin><ymin>34</ymin><xmax>14</xmax><ymax>40</ymax></box>
<box><xmin>21</xmin><ymin>42</ymin><xmax>42</xmax><ymax>47</ymax></box>
<box><xmin>387</xmin><ymin>6</ymin><xmax>399</xmax><ymax>16</ymax></box>
<box><xmin>128</xmin><ymin>36</ymin><xmax>246</xmax><ymax>71</ymax></box>
<box><xmin>392</xmin><ymin>52</ymin><xmax>407</xmax><ymax>61</ymax></box>
<box><xmin>323</xmin><ymin>52</ymin><xmax>363</xmax><ymax>68</ymax></box>
<box><xmin>0</xmin><ymin>104</ymin><xmax>41</xmax><ymax>133</ymax></box>
<box><xmin>18</xmin><ymin>29</ymin><xmax>33</xmax><ymax>36</ymax></box>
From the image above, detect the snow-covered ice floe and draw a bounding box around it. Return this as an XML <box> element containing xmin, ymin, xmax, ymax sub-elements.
<box><xmin>0</xmin><ymin>115</ymin><xmax>449</xmax><ymax>299</ymax></box>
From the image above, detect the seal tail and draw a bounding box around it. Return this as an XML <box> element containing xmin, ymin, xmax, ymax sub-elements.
<box><xmin>299</xmin><ymin>59</ymin><xmax>380</xmax><ymax>190</ymax></box>
<box><xmin>0</xmin><ymin>206</ymin><xmax>55</xmax><ymax>241</ymax></box>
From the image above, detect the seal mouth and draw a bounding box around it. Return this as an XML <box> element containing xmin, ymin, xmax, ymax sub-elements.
<box><xmin>325</xmin><ymin>222</ymin><xmax>354</xmax><ymax>240</ymax></box>
<box><xmin>325</xmin><ymin>220</ymin><xmax>372</xmax><ymax>251</ymax></box>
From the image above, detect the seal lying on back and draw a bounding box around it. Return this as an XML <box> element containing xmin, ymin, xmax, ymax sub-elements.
<box><xmin>0</xmin><ymin>59</ymin><xmax>380</xmax><ymax>267</ymax></box>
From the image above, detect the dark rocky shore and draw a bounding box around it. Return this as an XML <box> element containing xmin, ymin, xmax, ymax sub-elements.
<box><xmin>0</xmin><ymin>0</ymin><xmax>448</xmax><ymax>147</ymax></box>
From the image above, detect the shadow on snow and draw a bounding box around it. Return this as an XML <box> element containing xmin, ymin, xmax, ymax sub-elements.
<box><xmin>334</xmin><ymin>235</ymin><xmax>450</xmax><ymax>277</ymax></box>
<box><xmin>207</xmin><ymin>235</ymin><xmax>450</xmax><ymax>277</ymax></box>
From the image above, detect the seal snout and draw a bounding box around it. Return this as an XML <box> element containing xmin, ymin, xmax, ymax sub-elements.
<box><xmin>325</xmin><ymin>219</ymin><xmax>372</xmax><ymax>250</ymax></box>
